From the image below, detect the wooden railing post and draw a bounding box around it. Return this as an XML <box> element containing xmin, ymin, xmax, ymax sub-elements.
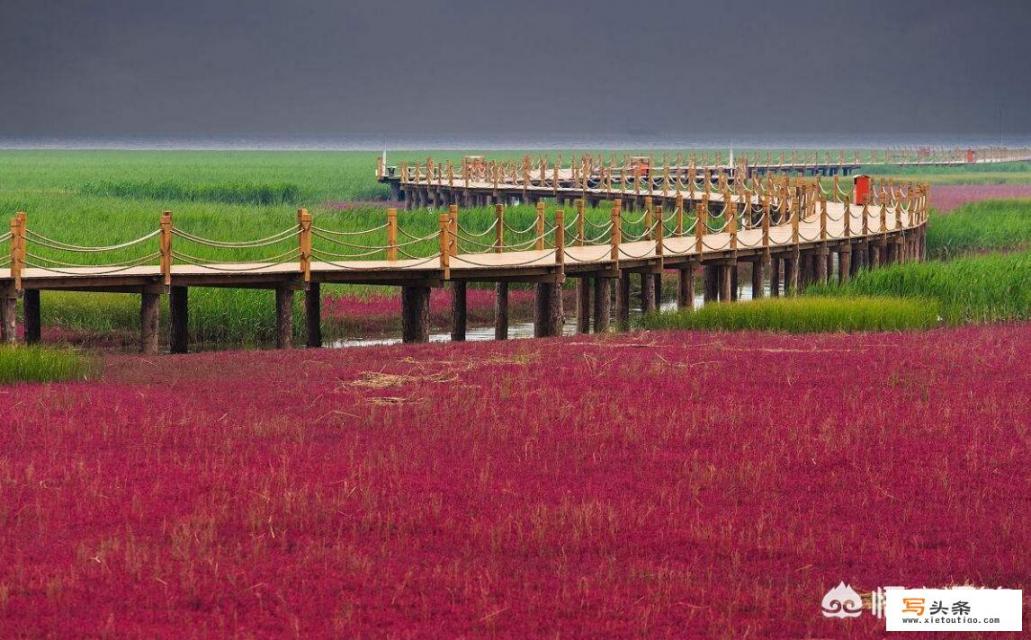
<box><xmin>576</xmin><ymin>198</ymin><xmax>585</xmax><ymax>246</ymax></box>
<box><xmin>535</xmin><ymin>201</ymin><xmax>545</xmax><ymax>250</ymax></box>
<box><xmin>386</xmin><ymin>207</ymin><xmax>398</xmax><ymax>262</ymax></box>
<box><xmin>610</xmin><ymin>204</ymin><xmax>621</xmax><ymax>265</ymax></box>
<box><xmin>819</xmin><ymin>197</ymin><xmax>828</xmax><ymax>241</ymax></box>
<box><xmin>555</xmin><ymin>210</ymin><xmax>565</xmax><ymax>268</ymax></box>
<box><xmin>159</xmin><ymin>210</ymin><xmax>173</xmax><ymax>286</ymax></box>
<box><xmin>695</xmin><ymin>201</ymin><xmax>706</xmax><ymax>256</ymax></box>
<box><xmin>675</xmin><ymin>193</ymin><xmax>684</xmax><ymax>236</ymax></box>
<box><xmin>654</xmin><ymin>204</ymin><xmax>664</xmax><ymax>264</ymax></box>
<box><xmin>761</xmin><ymin>195</ymin><xmax>770</xmax><ymax>248</ymax></box>
<box><xmin>448</xmin><ymin>204</ymin><xmax>458</xmax><ymax>257</ymax></box>
<box><xmin>728</xmin><ymin>199</ymin><xmax>738</xmax><ymax>250</ymax></box>
<box><xmin>494</xmin><ymin>204</ymin><xmax>504</xmax><ymax>253</ymax></box>
<box><xmin>791</xmin><ymin>197</ymin><xmax>800</xmax><ymax>246</ymax></box>
<box><xmin>298</xmin><ymin>208</ymin><xmax>313</xmax><ymax>280</ymax></box>
<box><xmin>438</xmin><ymin>214</ymin><xmax>450</xmax><ymax>279</ymax></box>
<box><xmin>644</xmin><ymin>196</ymin><xmax>653</xmax><ymax>240</ymax></box>
<box><xmin>9</xmin><ymin>213</ymin><xmax>25</xmax><ymax>292</ymax></box>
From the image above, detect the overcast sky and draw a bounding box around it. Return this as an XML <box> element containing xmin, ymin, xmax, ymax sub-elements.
<box><xmin>1</xmin><ymin>0</ymin><xmax>1029</xmax><ymax>142</ymax></box>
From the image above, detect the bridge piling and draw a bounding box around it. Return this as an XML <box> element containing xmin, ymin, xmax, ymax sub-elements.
<box><xmin>784</xmin><ymin>253</ymin><xmax>799</xmax><ymax>295</ymax></box>
<box><xmin>305</xmin><ymin>283</ymin><xmax>322</xmax><ymax>348</ymax></box>
<box><xmin>169</xmin><ymin>286</ymin><xmax>189</xmax><ymax>354</ymax></box>
<box><xmin>719</xmin><ymin>263</ymin><xmax>733</xmax><ymax>301</ymax></box>
<box><xmin>641</xmin><ymin>273</ymin><xmax>656</xmax><ymax>313</ymax></box>
<box><xmin>616</xmin><ymin>272</ymin><xmax>631</xmax><ymax>330</ymax></box>
<box><xmin>401</xmin><ymin>285</ymin><xmax>430</xmax><ymax>343</ymax></box>
<box><xmin>1</xmin><ymin>284</ymin><xmax>17</xmax><ymax>344</ymax></box>
<box><xmin>677</xmin><ymin>264</ymin><xmax>695</xmax><ymax>308</ymax></box>
<box><xmin>23</xmin><ymin>289</ymin><xmax>41</xmax><ymax>344</ymax></box>
<box><xmin>495</xmin><ymin>282</ymin><xmax>509</xmax><ymax>340</ymax></box>
<box><xmin>751</xmin><ymin>258</ymin><xmax>764</xmax><ymax>299</ymax></box>
<box><xmin>451</xmin><ymin>281</ymin><xmax>467</xmax><ymax>341</ymax></box>
<box><xmin>816</xmin><ymin>247</ymin><xmax>829</xmax><ymax>284</ymax></box>
<box><xmin>702</xmin><ymin>264</ymin><xmax>719</xmax><ymax>302</ymax></box>
<box><xmin>576</xmin><ymin>277</ymin><xmax>591</xmax><ymax>333</ymax></box>
<box><xmin>838</xmin><ymin>245</ymin><xmax>852</xmax><ymax>284</ymax></box>
<box><xmin>770</xmin><ymin>257</ymin><xmax>781</xmax><ymax>297</ymax></box>
<box><xmin>532</xmin><ymin>282</ymin><xmax>562</xmax><ymax>337</ymax></box>
<box><xmin>593</xmin><ymin>276</ymin><xmax>611</xmax><ymax>332</ymax></box>
<box><xmin>275</xmin><ymin>287</ymin><xmax>293</xmax><ymax>349</ymax></box>
<box><xmin>140</xmin><ymin>292</ymin><xmax>160</xmax><ymax>355</ymax></box>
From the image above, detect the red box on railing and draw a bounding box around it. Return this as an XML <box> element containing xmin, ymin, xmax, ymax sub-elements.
<box><xmin>853</xmin><ymin>175</ymin><xmax>870</xmax><ymax>205</ymax></box>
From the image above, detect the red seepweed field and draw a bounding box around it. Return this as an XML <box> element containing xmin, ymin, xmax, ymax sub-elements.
<box><xmin>0</xmin><ymin>324</ymin><xmax>1028</xmax><ymax>638</ymax></box>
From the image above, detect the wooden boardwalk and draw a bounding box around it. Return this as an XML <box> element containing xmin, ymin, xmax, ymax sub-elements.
<box><xmin>2</xmin><ymin>167</ymin><xmax>929</xmax><ymax>353</ymax></box>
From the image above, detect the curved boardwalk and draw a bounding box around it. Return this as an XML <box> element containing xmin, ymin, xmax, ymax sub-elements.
<box><xmin>1</xmin><ymin>163</ymin><xmax>929</xmax><ymax>353</ymax></box>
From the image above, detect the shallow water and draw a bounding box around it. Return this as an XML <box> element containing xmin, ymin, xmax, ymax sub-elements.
<box><xmin>331</xmin><ymin>280</ymin><xmax>772</xmax><ymax>348</ymax></box>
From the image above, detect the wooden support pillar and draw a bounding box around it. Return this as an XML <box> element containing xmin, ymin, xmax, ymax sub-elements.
<box><xmin>0</xmin><ymin>284</ymin><xmax>15</xmax><ymax>344</ymax></box>
<box><xmin>23</xmin><ymin>289</ymin><xmax>41</xmax><ymax>345</ymax></box>
<box><xmin>140</xmin><ymin>291</ymin><xmax>159</xmax><ymax>354</ymax></box>
<box><xmin>169</xmin><ymin>286</ymin><xmax>189</xmax><ymax>354</ymax></box>
<box><xmin>826</xmin><ymin>251</ymin><xmax>835</xmax><ymax>281</ymax></box>
<box><xmin>275</xmin><ymin>286</ymin><xmax>293</xmax><ymax>349</ymax></box>
<box><xmin>652</xmin><ymin>273</ymin><xmax>663</xmax><ymax>309</ymax></box>
<box><xmin>719</xmin><ymin>263</ymin><xmax>733</xmax><ymax>301</ymax></box>
<box><xmin>677</xmin><ymin>264</ymin><xmax>695</xmax><ymax>309</ymax></box>
<box><xmin>838</xmin><ymin>246</ymin><xmax>852</xmax><ymax>284</ymax></box>
<box><xmin>751</xmin><ymin>257</ymin><xmax>765</xmax><ymax>299</ymax></box>
<box><xmin>703</xmin><ymin>264</ymin><xmax>719</xmax><ymax>302</ymax></box>
<box><xmin>798</xmin><ymin>253</ymin><xmax>813</xmax><ymax>289</ymax></box>
<box><xmin>533</xmin><ymin>282</ymin><xmax>562</xmax><ymax>337</ymax></box>
<box><xmin>784</xmin><ymin>253</ymin><xmax>799</xmax><ymax>295</ymax></box>
<box><xmin>593</xmin><ymin>276</ymin><xmax>611</xmax><ymax>332</ymax></box>
<box><xmin>616</xmin><ymin>271</ymin><xmax>631</xmax><ymax>329</ymax></box>
<box><xmin>640</xmin><ymin>272</ymin><xmax>656</xmax><ymax>313</ymax></box>
<box><xmin>450</xmin><ymin>281</ymin><xmax>467</xmax><ymax>341</ymax></box>
<box><xmin>871</xmin><ymin>242</ymin><xmax>882</xmax><ymax>267</ymax></box>
<box><xmin>401</xmin><ymin>285</ymin><xmax>430</xmax><ymax>343</ymax></box>
<box><xmin>494</xmin><ymin>282</ymin><xmax>509</xmax><ymax>340</ymax></box>
<box><xmin>816</xmin><ymin>248</ymin><xmax>829</xmax><ymax>284</ymax></box>
<box><xmin>769</xmin><ymin>256</ymin><xmax>781</xmax><ymax>297</ymax></box>
<box><xmin>730</xmin><ymin>265</ymin><xmax>739</xmax><ymax>301</ymax></box>
<box><xmin>576</xmin><ymin>277</ymin><xmax>591</xmax><ymax>333</ymax></box>
<box><xmin>305</xmin><ymin>282</ymin><xmax>322</xmax><ymax>348</ymax></box>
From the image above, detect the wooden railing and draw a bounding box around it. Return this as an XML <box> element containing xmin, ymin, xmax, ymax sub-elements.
<box><xmin>3</xmin><ymin>176</ymin><xmax>929</xmax><ymax>292</ymax></box>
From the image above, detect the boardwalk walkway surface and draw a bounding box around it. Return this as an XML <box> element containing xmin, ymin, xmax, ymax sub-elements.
<box><xmin>0</xmin><ymin>154</ymin><xmax>944</xmax><ymax>353</ymax></box>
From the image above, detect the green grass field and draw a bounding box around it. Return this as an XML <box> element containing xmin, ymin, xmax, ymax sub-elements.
<box><xmin>861</xmin><ymin>160</ymin><xmax>1031</xmax><ymax>184</ymax></box>
<box><xmin>925</xmin><ymin>199</ymin><xmax>1031</xmax><ymax>257</ymax></box>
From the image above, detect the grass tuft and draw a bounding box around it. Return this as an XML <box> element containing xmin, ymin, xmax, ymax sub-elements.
<box><xmin>0</xmin><ymin>345</ymin><xmax>93</xmax><ymax>384</ymax></box>
<box><xmin>639</xmin><ymin>296</ymin><xmax>939</xmax><ymax>333</ymax></box>
<box><xmin>809</xmin><ymin>250</ymin><xmax>1031</xmax><ymax>324</ymax></box>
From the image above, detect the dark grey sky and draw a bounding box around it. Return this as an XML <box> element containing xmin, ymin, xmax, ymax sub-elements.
<box><xmin>1</xmin><ymin>0</ymin><xmax>1029</xmax><ymax>140</ymax></box>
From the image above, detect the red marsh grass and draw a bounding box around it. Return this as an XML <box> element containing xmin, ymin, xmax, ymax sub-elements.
<box><xmin>929</xmin><ymin>184</ymin><xmax>1031</xmax><ymax>212</ymax></box>
<box><xmin>0</xmin><ymin>324</ymin><xmax>1027</xmax><ymax>637</ymax></box>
